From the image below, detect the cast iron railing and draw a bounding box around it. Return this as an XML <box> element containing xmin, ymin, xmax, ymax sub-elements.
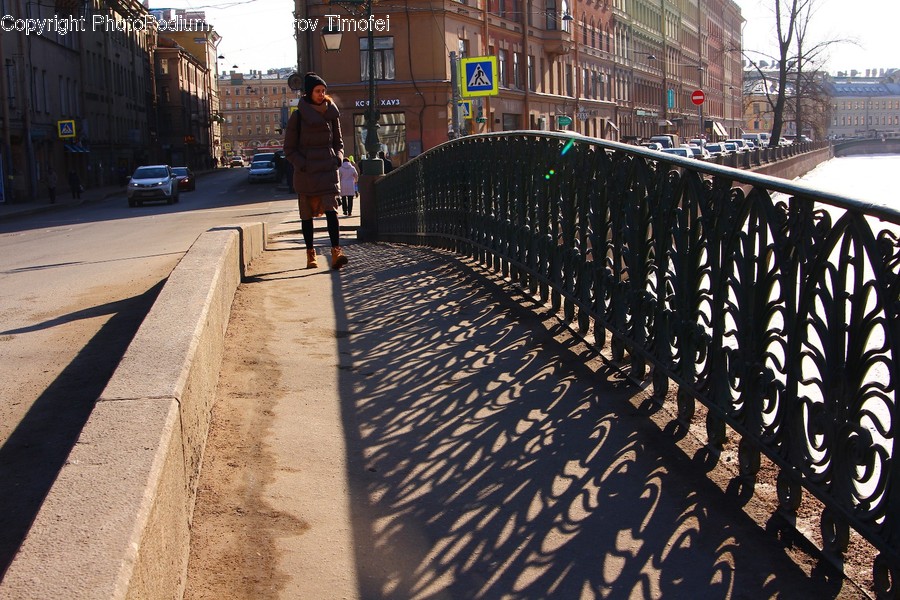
<box><xmin>371</xmin><ymin>132</ymin><xmax>900</xmax><ymax>595</ymax></box>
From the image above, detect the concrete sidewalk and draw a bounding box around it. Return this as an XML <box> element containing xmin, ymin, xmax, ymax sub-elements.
<box><xmin>184</xmin><ymin>219</ymin><xmax>868</xmax><ymax>598</ymax></box>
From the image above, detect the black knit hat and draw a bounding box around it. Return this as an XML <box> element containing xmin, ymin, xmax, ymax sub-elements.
<box><xmin>304</xmin><ymin>72</ymin><xmax>327</xmax><ymax>95</ymax></box>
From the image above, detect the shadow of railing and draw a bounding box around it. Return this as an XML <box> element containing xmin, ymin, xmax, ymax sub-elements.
<box><xmin>337</xmin><ymin>244</ymin><xmax>844</xmax><ymax>598</ymax></box>
<box><xmin>370</xmin><ymin>131</ymin><xmax>900</xmax><ymax>596</ymax></box>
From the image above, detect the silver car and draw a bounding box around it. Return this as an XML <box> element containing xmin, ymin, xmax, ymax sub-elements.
<box><xmin>127</xmin><ymin>165</ymin><xmax>179</xmax><ymax>206</ymax></box>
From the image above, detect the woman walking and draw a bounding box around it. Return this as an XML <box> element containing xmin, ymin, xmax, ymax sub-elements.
<box><xmin>283</xmin><ymin>72</ymin><xmax>348</xmax><ymax>270</ymax></box>
<box><xmin>338</xmin><ymin>158</ymin><xmax>358</xmax><ymax>216</ymax></box>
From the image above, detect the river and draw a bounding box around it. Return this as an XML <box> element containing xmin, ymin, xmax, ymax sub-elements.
<box><xmin>792</xmin><ymin>153</ymin><xmax>900</xmax><ymax>208</ymax></box>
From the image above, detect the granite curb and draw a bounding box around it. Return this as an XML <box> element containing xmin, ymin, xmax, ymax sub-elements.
<box><xmin>0</xmin><ymin>222</ymin><xmax>267</xmax><ymax>600</ymax></box>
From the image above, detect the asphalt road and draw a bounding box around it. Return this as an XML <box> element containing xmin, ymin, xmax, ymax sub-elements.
<box><xmin>0</xmin><ymin>168</ymin><xmax>297</xmax><ymax>575</ymax></box>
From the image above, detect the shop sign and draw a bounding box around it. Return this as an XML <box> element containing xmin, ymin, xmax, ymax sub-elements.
<box><xmin>355</xmin><ymin>98</ymin><xmax>402</xmax><ymax>108</ymax></box>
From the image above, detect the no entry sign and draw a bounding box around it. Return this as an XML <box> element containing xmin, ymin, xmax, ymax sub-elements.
<box><xmin>691</xmin><ymin>89</ymin><xmax>706</xmax><ymax>105</ymax></box>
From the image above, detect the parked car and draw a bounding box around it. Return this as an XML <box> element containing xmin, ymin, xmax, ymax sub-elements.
<box><xmin>640</xmin><ymin>142</ymin><xmax>663</xmax><ymax>151</ymax></box>
<box><xmin>172</xmin><ymin>166</ymin><xmax>195</xmax><ymax>191</ymax></box>
<box><xmin>741</xmin><ymin>133</ymin><xmax>763</xmax><ymax>147</ymax></box>
<box><xmin>126</xmin><ymin>165</ymin><xmax>179</xmax><ymax>206</ymax></box>
<box><xmin>722</xmin><ymin>141</ymin><xmax>739</xmax><ymax>154</ymax></box>
<box><xmin>648</xmin><ymin>134</ymin><xmax>680</xmax><ymax>148</ymax></box>
<box><xmin>660</xmin><ymin>147</ymin><xmax>694</xmax><ymax>159</ymax></box>
<box><xmin>229</xmin><ymin>156</ymin><xmax>245</xmax><ymax>168</ymax></box>
<box><xmin>726</xmin><ymin>138</ymin><xmax>752</xmax><ymax>151</ymax></box>
<box><xmin>687</xmin><ymin>145</ymin><xmax>712</xmax><ymax>160</ymax></box>
<box><xmin>705</xmin><ymin>143</ymin><xmax>730</xmax><ymax>156</ymax></box>
<box><xmin>247</xmin><ymin>160</ymin><xmax>278</xmax><ymax>183</ymax></box>
<box><xmin>250</xmin><ymin>152</ymin><xmax>276</xmax><ymax>165</ymax></box>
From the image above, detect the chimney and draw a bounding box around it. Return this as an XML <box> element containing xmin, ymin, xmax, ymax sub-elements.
<box><xmin>866</xmin><ymin>69</ymin><xmax>871</xmax><ymax>77</ymax></box>
<box><xmin>851</xmin><ymin>69</ymin><xmax>858</xmax><ymax>77</ymax></box>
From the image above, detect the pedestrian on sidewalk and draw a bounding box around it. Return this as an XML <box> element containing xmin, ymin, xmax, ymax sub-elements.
<box><xmin>338</xmin><ymin>157</ymin><xmax>358</xmax><ymax>217</ymax></box>
<box><xmin>283</xmin><ymin>72</ymin><xmax>348</xmax><ymax>270</ymax></box>
<box><xmin>45</xmin><ymin>167</ymin><xmax>58</xmax><ymax>204</ymax></box>
<box><xmin>68</xmin><ymin>170</ymin><xmax>82</xmax><ymax>200</ymax></box>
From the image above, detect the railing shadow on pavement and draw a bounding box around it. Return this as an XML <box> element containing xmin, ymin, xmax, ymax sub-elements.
<box><xmin>368</xmin><ymin>131</ymin><xmax>900</xmax><ymax>598</ymax></box>
<box><xmin>330</xmin><ymin>244</ymin><xmax>853</xmax><ymax>598</ymax></box>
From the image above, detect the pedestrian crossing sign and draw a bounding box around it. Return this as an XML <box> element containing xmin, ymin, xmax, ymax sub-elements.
<box><xmin>57</xmin><ymin>119</ymin><xmax>76</xmax><ymax>139</ymax></box>
<box><xmin>460</xmin><ymin>56</ymin><xmax>499</xmax><ymax>97</ymax></box>
<box><xmin>458</xmin><ymin>100</ymin><xmax>472</xmax><ymax>119</ymax></box>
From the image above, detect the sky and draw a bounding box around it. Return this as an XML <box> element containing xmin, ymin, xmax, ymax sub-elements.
<box><xmin>149</xmin><ymin>0</ymin><xmax>899</xmax><ymax>76</ymax></box>
<box><xmin>735</xmin><ymin>0</ymin><xmax>899</xmax><ymax>75</ymax></box>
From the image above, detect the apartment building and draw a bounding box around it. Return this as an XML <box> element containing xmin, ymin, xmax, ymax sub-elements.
<box><xmin>294</xmin><ymin>0</ymin><xmax>743</xmax><ymax>163</ymax></box>
<box><xmin>0</xmin><ymin>3</ymin><xmax>221</xmax><ymax>202</ymax></box>
<box><xmin>826</xmin><ymin>69</ymin><xmax>900</xmax><ymax>139</ymax></box>
<box><xmin>0</xmin><ymin>0</ymin><xmax>156</xmax><ymax>201</ymax></box>
<box><xmin>218</xmin><ymin>69</ymin><xmax>296</xmax><ymax>160</ymax></box>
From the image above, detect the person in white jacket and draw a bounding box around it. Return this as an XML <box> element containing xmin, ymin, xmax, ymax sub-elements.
<box><xmin>338</xmin><ymin>157</ymin><xmax>359</xmax><ymax>216</ymax></box>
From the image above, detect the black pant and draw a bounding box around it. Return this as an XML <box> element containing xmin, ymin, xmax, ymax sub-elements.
<box><xmin>341</xmin><ymin>195</ymin><xmax>354</xmax><ymax>215</ymax></box>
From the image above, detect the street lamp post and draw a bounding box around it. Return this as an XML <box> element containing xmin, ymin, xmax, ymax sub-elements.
<box><xmin>321</xmin><ymin>0</ymin><xmax>383</xmax><ymax>174</ymax></box>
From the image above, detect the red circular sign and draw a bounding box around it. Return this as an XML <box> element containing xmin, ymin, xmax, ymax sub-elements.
<box><xmin>691</xmin><ymin>89</ymin><xmax>706</xmax><ymax>105</ymax></box>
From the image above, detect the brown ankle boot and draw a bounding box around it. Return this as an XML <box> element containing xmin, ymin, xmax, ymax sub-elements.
<box><xmin>331</xmin><ymin>246</ymin><xmax>348</xmax><ymax>270</ymax></box>
<box><xmin>306</xmin><ymin>248</ymin><xmax>318</xmax><ymax>269</ymax></box>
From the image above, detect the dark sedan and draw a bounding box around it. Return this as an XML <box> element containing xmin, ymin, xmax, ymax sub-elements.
<box><xmin>172</xmin><ymin>167</ymin><xmax>195</xmax><ymax>191</ymax></box>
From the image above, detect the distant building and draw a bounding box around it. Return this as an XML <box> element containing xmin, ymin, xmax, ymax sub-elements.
<box><xmin>218</xmin><ymin>69</ymin><xmax>297</xmax><ymax>160</ymax></box>
<box><xmin>0</xmin><ymin>0</ymin><xmax>156</xmax><ymax>200</ymax></box>
<box><xmin>824</xmin><ymin>69</ymin><xmax>900</xmax><ymax>139</ymax></box>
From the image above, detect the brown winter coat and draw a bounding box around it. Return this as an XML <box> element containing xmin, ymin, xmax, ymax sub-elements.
<box><xmin>283</xmin><ymin>97</ymin><xmax>344</xmax><ymax>197</ymax></box>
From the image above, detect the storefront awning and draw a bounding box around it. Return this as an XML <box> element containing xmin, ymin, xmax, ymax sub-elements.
<box><xmin>658</xmin><ymin>119</ymin><xmax>673</xmax><ymax>126</ymax></box>
<box><xmin>711</xmin><ymin>121</ymin><xmax>728</xmax><ymax>138</ymax></box>
<box><xmin>605</xmin><ymin>121</ymin><xmax>620</xmax><ymax>133</ymax></box>
<box><xmin>64</xmin><ymin>143</ymin><xmax>90</xmax><ymax>153</ymax></box>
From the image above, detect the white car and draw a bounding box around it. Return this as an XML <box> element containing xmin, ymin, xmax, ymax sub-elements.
<box><xmin>660</xmin><ymin>147</ymin><xmax>694</xmax><ymax>158</ymax></box>
<box><xmin>127</xmin><ymin>165</ymin><xmax>179</xmax><ymax>207</ymax></box>
<box><xmin>247</xmin><ymin>160</ymin><xmax>278</xmax><ymax>183</ymax></box>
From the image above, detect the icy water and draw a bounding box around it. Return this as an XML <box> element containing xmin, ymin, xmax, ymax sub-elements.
<box><xmin>792</xmin><ymin>154</ymin><xmax>900</xmax><ymax>209</ymax></box>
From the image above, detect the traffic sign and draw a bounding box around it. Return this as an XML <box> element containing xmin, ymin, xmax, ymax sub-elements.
<box><xmin>460</xmin><ymin>56</ymin><xmax>499</xmax><ymax>97</ymax></box>
<box><xmin>691</xmin><ymin>89</ymin><xmax>706</xmax><ymax>105</ymax></box>
<box><xmin>57</xmin><ymin>119</ymin><xmax>76</xmax><ymax>139</ymax></box>
<box><xmin>557</xmin><ymin>115</ymin><xmax>573</xmax><ymax>127</ymax></box>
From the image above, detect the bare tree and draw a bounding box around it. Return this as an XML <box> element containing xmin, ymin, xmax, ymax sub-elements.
<box><xmin>790</xmin><ymin>0</ymin><xmax>840</xmax><ymax>140</ymax></box>
<box><xmin>742</xmin><ymin>0</ymin><xmax>849</xmax><ymax>146</ymax></box>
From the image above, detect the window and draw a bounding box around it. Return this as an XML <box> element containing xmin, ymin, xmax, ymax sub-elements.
<box><xmin>361</xmin><ymin>37</ymin><xmax>395</xmax><ymax>81</ymax></box>
<box><xmin>527</xmin><ymin>55</ymin><xmax>535</xmax><ymax>91</ymax></box>
<box><xmin>546</xmin><ymin>0</ymin><xmax>558</xmax><ymax>30</ymax></box>
<box><xmin>512</xmin><ymin>52</ymin><xmax>521</xmax><ymax>89</ymax></box>
<box><xmin>4</xmin><ymin>60</ymin><xmax>15</xmax><ymax>109</ymax></box>
<box><xmin>353</xmin><ymin>111</ymin><xmax>406</xmax><ymax>158</ymax></box>
<box><xmin>498</xmin><ymin>50</ymin><xmax>508</xmax><ymax>87</ymax></box>
<box><xmin>160</xmin><ymin>59</ymin><xmax>168</xmax><ymax>75</ymax></box>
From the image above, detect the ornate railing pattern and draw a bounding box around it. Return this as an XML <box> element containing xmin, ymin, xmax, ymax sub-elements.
<box><xmin>371</xmin><ymin>132</ymin><xmax>900</xmax><ymax>595</ymax></box>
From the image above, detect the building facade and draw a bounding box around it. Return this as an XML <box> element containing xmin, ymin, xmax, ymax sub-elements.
<box><xmin>217</xmin><ymin>69</ymin><xmax>296</xmax><ymax>160</ymax></box>
<box><xmin>825</xmin><ymin>69</ymin><xmax>900</xmax><ymax>139</ymax></box>
<box><xmin>0</xmin><ymin>2</ymin><xmax>222</xmax><ymax>202</ymax></box>
<box><xmin>294</xmin><ymin>0</ymin><xmax>743</xmax><ymax>164</ymax></box>
<box><xmin>0</xmin><ymin>0</ymin><xmax>157</xmax><ymax>201</ymax></box>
